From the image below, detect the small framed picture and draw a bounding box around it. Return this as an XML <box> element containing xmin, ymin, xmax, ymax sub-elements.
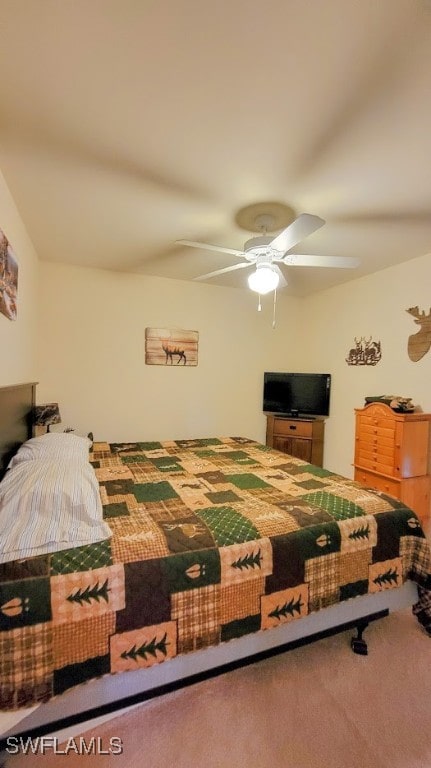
<box><xmin>0</xmin><ymin>227</ymin><xmax>18</xmax><ymax>321</ymax></box>
<box><xmin>145</xmin><ymin>328</ymin><xmax>198</xmax><ymax>366</ymax></box>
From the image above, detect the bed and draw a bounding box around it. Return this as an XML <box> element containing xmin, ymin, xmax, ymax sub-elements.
<box><xmin>0</xmin><ymin>382</ymin><xmax>430</xmax><ymax>746</ymax></box>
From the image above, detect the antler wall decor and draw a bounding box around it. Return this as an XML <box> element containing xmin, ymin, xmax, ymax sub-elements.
<box><xmin>345</xmin><ymin>336</ymin><xmax>382</xmax><ymax>366</ymax></box>
<box><xmin>406</xmin><ymin>306</ymin><xmax>431</xmax><ymax>362</ymax></box>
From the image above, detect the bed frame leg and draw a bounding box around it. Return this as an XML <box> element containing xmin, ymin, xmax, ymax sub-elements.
<box><xmin>351</xmin><ymin>618</ymin><xmax>369</xmax><ymax>655</ymax></box>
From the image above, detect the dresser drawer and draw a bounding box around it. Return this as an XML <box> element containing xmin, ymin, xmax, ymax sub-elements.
<box><xmin>355</xmin><ymin>445</ymin><xmax>396</xmax><ymax>475</ymax></box>
<box><xmin>272</xmin><ymin>419</ymin><xmax>313</xmax><ymax>438</ymax></box>
<box><xmin>356</xmin><ymin>440</ymin><xmax>395</xmax><ymax>460</ymax></box>
<box><xmin>359</xmin><ymin>413</ymin><xmax>396</xmax><ymax>426</ymax></box>
<box><xmin>356</xmin><ymin>432</ymin><xmax>395</xmax><ymax>450</ymax></box>
<box><xmin>356</xmin><ymin>457</ymin><xmax>397</xmax><ymax>476</ymax></box>
<box><xmin>358</xmin><ymin>424</ymin><xmax>395</xmax><ymax>441</ymax></box>
<box><xmin>354</xmin><ymin>469</ymin><xmax>400</xmax><ymax>498</ymax></box>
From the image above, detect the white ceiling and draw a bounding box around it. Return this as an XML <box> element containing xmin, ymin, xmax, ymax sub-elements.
<box><xmin>0</xmin><ymin>0</ymin><xmax>430</xmax><ymax>296</ymax></box>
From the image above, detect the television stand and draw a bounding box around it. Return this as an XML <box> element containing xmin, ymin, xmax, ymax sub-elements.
<box><xmin>265</xmin><ymin>414</ymin><xmax>325</xmax><ymax>466</ymax></box>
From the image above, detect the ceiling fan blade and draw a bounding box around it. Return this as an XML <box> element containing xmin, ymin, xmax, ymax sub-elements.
<box><xmin>283</xmin><ymin>254</ymin><xmax>360</xmax><ymax>269</ymax></box>
<box><xmin>273</xmin><ymin>264</ymin><xmax>288</xmax><ymax>289</ymax></box>
<box><xmin>176</xmin><ymin>239</ymin><xmax>245</xmax><ymax>258</ymax></box>
<box><xmin>270</xmin><ymin>213</ymin><xmax>325</xmax><ymax>254</ymax></box>
<box><xmin>194</xmin><ymin>262</ymin><xmax>251</xmax><ymax>281</ymax></box>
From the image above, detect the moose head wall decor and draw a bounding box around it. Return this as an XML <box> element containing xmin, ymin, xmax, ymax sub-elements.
<box><xmin>406</xmin><ymin>306</ymin><xmax>431</xmax><ymax>362</ymax></box>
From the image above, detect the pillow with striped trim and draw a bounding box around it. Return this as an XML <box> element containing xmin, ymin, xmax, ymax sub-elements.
<box><xmin>8</xmin><ymin>432</ymin><xmax>92</xmax><ymax>468</ymax></box>
<box><xmin>0</xmin><ymin>458</ymin><xmax>111</xmax><ymax>563</ymax></box>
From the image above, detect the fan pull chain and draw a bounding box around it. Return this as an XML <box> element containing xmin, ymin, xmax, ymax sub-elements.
<box><xmin>272</xmin><ymin>289</ymin><xmax>277</xmax><ymax>328</ymax></box>
<box><xmin>257</xmin><ymin>295</ymin><xmax>262</xmax><ymax>312</ymax></box>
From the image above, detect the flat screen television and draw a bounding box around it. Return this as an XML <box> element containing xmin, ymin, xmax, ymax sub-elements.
<box><xmin>263</xmin><ymin>372</ymin><xmax>331</xmax><ymax>418</ymax></box>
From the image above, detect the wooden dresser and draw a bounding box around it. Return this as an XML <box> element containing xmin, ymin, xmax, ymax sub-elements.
<box><xmin>266</xmin><ymin>414</ymin><xmax>325</xmax><ymax>467</ymax></box>
<box><xmin>353</xmin><ymin>403</ymin><xmax>431</xmax><ymax>525</ymax></box>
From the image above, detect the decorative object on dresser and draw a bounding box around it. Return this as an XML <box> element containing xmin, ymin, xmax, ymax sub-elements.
<box><xmin>406</xmin><ymin>306</ymin><xmax>431</xmax><ymax>362</ymax></box>
<box><xmin>266</xmin><ymin>414</ymin><xmax>325</xmax><ymax>466</ymax></box>
<box><xmin>33</xmin><ymin>402</ymin><xmax>62</xmax><ymax>433</ymax></box>
<box><xmin>354</xmin><ymin>402</ymin><xmax>431</xmax><ymax>526</ymax></box>
<box><xmin>364</xmin><ymin>395</ymin><xmax>415</xmax><ymax>413</ymax></box>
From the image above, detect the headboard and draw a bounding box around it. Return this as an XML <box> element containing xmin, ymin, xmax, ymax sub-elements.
<box><xmin>0</xmin><ymin>382</ymin><xmax>37</xmax><ymax>478</ymax></box>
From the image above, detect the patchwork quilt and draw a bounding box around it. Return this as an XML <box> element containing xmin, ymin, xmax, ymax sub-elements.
<box><xmin>0</xmin><ymin>436</ymin><xmax>430</xmax><ymax>711</ymax></box>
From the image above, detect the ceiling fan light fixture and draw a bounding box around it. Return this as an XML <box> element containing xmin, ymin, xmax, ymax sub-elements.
<box><xmin>248</xmin><ymin>264</ymin><xmax>279</xmax><ymax>294</ymax></box>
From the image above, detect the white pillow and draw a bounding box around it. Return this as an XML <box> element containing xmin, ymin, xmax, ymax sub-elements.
<box><xmin>0</xmin><ymin>458</ymin><xmax>111</xmax><ymax>563</ymax></box>
<box><xmin>8</xmin><ymin>432</ymin><xmax>92</xmax><ymax>468</ymax></box>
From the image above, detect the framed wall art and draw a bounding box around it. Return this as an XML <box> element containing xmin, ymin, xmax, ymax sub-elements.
<box><xmin>145</xmin><ymin>328</ymin><xmax>198</xmax><ymax>366</ymax></box>
<box><xmin>0</xmin><ymin>227</ymin><xmax>18</xmax><ymax>321</ymax></box>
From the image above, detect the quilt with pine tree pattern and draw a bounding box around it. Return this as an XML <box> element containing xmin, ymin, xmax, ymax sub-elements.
<box><xmin>0</xmin><ymin>437</ymin><xmax>430</xmax><ymax>710</ymax></box>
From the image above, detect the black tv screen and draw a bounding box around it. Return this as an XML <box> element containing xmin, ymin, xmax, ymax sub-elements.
<box><xmin>263</xmin><ymin>372</ymin><xmax>331</xmax><ymax>417</ymax></box>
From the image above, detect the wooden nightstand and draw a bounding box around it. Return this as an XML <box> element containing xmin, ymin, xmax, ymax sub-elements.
<box><xmin>265</xmin><ymin>414</ymin><xmax>325</xmax><ymax>466</ymax></box>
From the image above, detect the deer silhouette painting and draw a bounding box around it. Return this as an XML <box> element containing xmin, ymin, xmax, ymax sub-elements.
<box><xmin>145</xmin><ymin>327</ymin><xmax>198</xmax><ymax>366</ymax></box>
<box><xmin>406</xmin><ymin>306</ymin><xmax>431</xmax><ymax>362</ymax></box>
<box><xmin>161</xmin><ymin>341</ymin><xmax>187</xmax><ymax>365</ymax></box>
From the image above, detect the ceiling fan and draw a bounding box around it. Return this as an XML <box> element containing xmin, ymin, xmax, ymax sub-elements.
<box><xmin>177</xmin><ymin>202</ymin><xmax>360</xmax><ymax>294</ymax></box>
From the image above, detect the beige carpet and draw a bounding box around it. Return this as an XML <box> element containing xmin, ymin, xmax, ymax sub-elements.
<box><xmin>5</xmin><ymin>609</ymin><xmax>431</xmax><ymax>768</ymax></box>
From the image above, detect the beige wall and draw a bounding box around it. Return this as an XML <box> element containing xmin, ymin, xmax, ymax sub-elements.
<box><xmin>300</xmin><ymin>251</ymin><xmax>431</xmax><ymax>477</ymax></box>
<box><xmin>0</xmin><ymin>170</ymin><xmax>39</xmax><ymax>386</ymax></box>
<box><xmin>37</xmin><ymin>262</ymin><xmax>303</xmax><ymax>444</ymax></box>
<box><xmin>36</xmin><ymin>252</ymin><xmax>431</xmax><ymax>476</ymax></box>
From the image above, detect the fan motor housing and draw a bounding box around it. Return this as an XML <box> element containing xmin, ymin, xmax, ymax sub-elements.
<box><xmin>243</xmin><ymin>235</ymin><xmax>275</xmax><ymax>261</ymax></box>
